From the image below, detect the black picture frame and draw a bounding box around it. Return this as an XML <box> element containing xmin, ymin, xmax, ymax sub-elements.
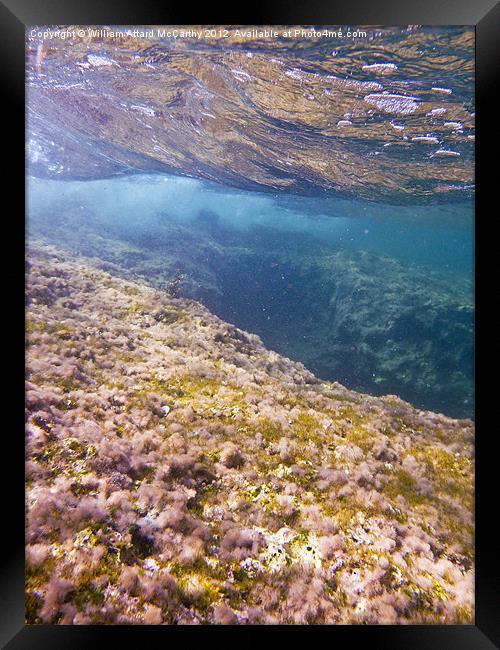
<box><xmin>3</xmin><ymin>0</ymin><xmax>498</xmax><ymax>647</ymax></box>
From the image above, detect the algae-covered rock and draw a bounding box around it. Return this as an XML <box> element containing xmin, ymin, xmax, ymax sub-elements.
<box><xmin>25</xmin><ymin>242</ymin><xmax>474</xmax><ymax>625</ymax></box>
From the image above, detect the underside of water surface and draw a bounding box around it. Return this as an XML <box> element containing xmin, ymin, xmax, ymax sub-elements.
<box><xmin>25</xmin><ymin>26</ymin><xmax>475</xmax><ymax>626</ymax></box>
<box><xmin>27</xmin><ymin>26</ymin><xmax>474</xmax><ymax>203</ymax></box>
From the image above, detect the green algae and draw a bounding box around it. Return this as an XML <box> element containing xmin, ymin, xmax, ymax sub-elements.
<box><xmin>54</xmin><ymin>376</ymin><xmax>82</xmax><ymax>392</ymax></box>
<box><xmin>121</xmin><ymin>285</ymin><xmax>141</xmax><ymax>296</ymax></box>
<box><xmin>70</xmin><ymin>482</ymin><xmax>95</xmax><ymax>497</ymax></box>
<box><xmin>344</xmin><ymin>426</ymin><xmax>373</xmax><ymax>452</ymax></box>
<box><xmin>114</xmin><ymin>424</ymin><xmax>128</xmax><ymax>438</ymax></box>
<box><xmin>255</xmin><ymin>416</ymin><xmax>283</xmax><ymax>442</ymax></box>
<box><xmin>293</xmin><ymin>412</ymin><xmax>321</xmax><ymax>440</ymax></box>
<box><xmin>25</xmin><ymin>558</ymin><xmax>55</xmax><ymax>623</ymax></box>
<box><xmin>72</xmin><ymin>582</ymin><xmax>106</xmax><ymax>609</ymax></box>
<box><xmin>25</xmin><ymin>591</ymin><xmax>43</xmax><ymax>624</ymax></box>
<box><xmin>384</xmin><ymin>469</ymin><xmax>428</xmax><ymax>507</ymax></box>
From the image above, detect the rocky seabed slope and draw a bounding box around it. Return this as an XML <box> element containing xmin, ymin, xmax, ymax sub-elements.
<box><xmin>26</xmin><ymin>242</ymin><xmax>474</xmax><ymax>624</ymax></box>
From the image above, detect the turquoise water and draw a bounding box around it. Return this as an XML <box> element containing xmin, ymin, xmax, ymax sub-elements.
<box><xmin>27</xmin><ymin>174</ymin><xmax>474</xmax><ymax>419</ymax></box>
<box><xmin>27</xmin><ymin>175</ymin><xmax>474</xmax><ymax>275</ymax></box>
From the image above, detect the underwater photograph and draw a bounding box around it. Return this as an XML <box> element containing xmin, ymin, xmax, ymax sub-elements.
<box><xmin>25</xmin><ymin>25</ymin><xmax>475</xmax><ymax>625</ymax></box>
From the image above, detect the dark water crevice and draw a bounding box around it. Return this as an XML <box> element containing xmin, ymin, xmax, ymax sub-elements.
<box><xmin>203</xmin><ymin>237</ymin><xmax>473</xmax><ymax>419</ymax></box>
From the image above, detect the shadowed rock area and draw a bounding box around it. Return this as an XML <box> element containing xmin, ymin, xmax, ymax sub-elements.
<box><xmin>26</xmin><ymin>26</ymin><xmax>474</xmax><ymax>204</ymax></box>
